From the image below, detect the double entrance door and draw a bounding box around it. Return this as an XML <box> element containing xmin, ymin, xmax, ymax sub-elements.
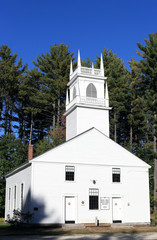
<box><xmin>65</xmin><ymin>196</ymin><xmax>122</xmax><ymax>224</ymax></box>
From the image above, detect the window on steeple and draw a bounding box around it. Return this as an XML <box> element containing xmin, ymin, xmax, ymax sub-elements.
<box><xmin>73</xmin><ymin>86</ymin><xmax>76</xmax><ymax>99</ymax></box>
<box><xmin>86</xmin><ymin>83</ymin><xmax>97</xmax><ymax>98</ymax></box>
<box><xmin>68</xmin><ymin>89</ymin><xmax>70</xmax><ymax>102</ymax></box>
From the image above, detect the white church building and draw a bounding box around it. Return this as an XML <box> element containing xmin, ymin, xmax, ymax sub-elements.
<box><xmin>5</xmin><ymin>51</ymin><xmax>150</xmax><ymax>225</ymax></box>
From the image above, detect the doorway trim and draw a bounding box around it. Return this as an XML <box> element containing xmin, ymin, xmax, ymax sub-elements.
<box><xmin>62</xmin><ymin>194</ymin><xmax>78</xmax><ymax>224</ymax></box>
<box><xmin>112</xmin><ymin>197</ymin><xmax>122</xmax><ymax>223</ymax></box>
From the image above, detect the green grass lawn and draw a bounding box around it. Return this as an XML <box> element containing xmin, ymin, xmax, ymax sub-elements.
<box><xmin>0</xmin><ymin>222</ymin><xmax>10</xmax><ymax>228</ymax></box>
<box><xmin>0</xmin><ymin>222</ymin><xmax>71</xmax><ymax>236</ymax></box>
<box><xmin>1</xmin><ymin>222</ymin><xmax>157</xmax><ymax>236</ymax></box>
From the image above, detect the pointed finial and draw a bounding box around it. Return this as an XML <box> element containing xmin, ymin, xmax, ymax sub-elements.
<box><xmin>70</xmin><ymin>60</ymin><xmax>73</xmax><ymax>75</ymax></box>
<box><xmin>92</xmin><ymin>62</ymin><xmax>94</xmax><ymax>74</ymax></box>
<box><xmin>105</xmin><ymin>80</ymin><xmax>109</xmax><ymax>107</ymax></box>
<box><xmin>100</xmin><ymin>53</ymin><xmax>104</xmax><ymax>70</ymax></box>
<box><xmin>78</xmin><ymin>49</ymin><xmax>81</xmax><ymax>67</ymax></box>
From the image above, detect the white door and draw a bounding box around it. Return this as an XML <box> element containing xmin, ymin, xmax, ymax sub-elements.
<box><xmin>65</xmin><ymin>197</ymin><xmax>75</xmax><ymax>223</ymax></box>
<box><xmin>112</xmin><ymin>198</ymin><xmax>122</xmax><ymax>223</ymax></box>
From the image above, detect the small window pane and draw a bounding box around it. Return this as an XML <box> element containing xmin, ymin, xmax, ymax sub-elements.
<box><xmin>89</xmin><ymin>189</ymin><xmax>99</xmax><ymax>210</ymax></box>
<box><xmin>65</xmin><ymin>166</ymin><xmax>75</xmax><ymax>181</ymax></box>
<box><xmin>112</xmin><ymin>168</ymin><xmax>120</xmax><ymax>182</ymax></box>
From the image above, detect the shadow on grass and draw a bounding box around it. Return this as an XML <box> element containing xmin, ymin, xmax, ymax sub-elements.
<box><xmin>0</xmin><ymin>224</ymin><xmax>71</xmax><ymax>236</ymax></box>
<box><xmin>0</xmin><ymin>222</ymin><xmax>10</xmax><ymax>228</ymax></box>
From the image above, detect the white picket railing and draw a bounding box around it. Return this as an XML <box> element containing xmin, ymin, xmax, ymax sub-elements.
<box><xmin>66</xmin><ymin>96</ymin><xmax>106</xmax><ymax>110</ymax></box>
<box><xmin>70</xmin><ymin>66</ymin><xmax>103</xmax><ymax>79</ymax></box>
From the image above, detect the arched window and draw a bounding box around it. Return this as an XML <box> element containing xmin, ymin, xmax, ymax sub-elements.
<box><xmin>68</xmin><ymin>89</ymin><xmax>70</xmax><ymax>102</ymax></box>
<box><xmin>73</xmin><ymin>86</ymin><xmax>76</xmax><ymax>99</ymax></box>
<box><xmin>86</xmin><ymin>83</ymin><xmax>97</xmax><ymax>98</ymax></box>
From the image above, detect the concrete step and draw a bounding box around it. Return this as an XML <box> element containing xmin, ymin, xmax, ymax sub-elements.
<box><xmin>111</xmin><ymin>223</ymin><xmax>133</xmax><ymax>228</ymax></box>
<box><xmin>62</xmin><ymin>223</ymin><xmax>85</xmax><ymax>229</ymax></box>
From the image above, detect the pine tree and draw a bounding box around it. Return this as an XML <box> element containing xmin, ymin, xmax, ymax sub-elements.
<box><xmin>34</xmin><ymin>138</ymin><xmax>52</xmax><ymax>157</ymax></box>
<box><xmin>137</xmin><ymin>33</ymin><xmax>157</xmax><ymax>212</ymax></box>
<box><xmin>127</xmin><ymin>58</ymin><xmax>147</xmax><ymax>152</ymax></box>
<box><xmin>95</xmin><ymin>49</ymin><xmax>129</xmax><ymax>145</ymax></box>
<box><xmin>33</xmin><ymin>43</ymin><xmax>74</xmax><ymax>129</ymax></box>
<box><xmin>81</xmin><ymin>57</ymin><xmax>92</xmax><ymax>67</ymax></box>
<box><xmin>0</xmin><ymin>45</ymin><xmax>26</xmax><ymax>135</ymax></box>
<box><xmin>18</xmin><ymin>68</ymin><xmax>49</xmax><ymax>144</ymax></box>
<box><xmin>0</xmin><ymin>135</ymin><xmax>27</xmax><ymax>216</ymax></box>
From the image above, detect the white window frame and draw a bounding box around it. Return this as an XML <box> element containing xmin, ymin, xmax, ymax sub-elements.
<box><xmin>21</xmin><ymin>183</ymin><xmax>24</xmax><ymax>210</ymax></box>
<box><xmin>8</xmin><ymin>187</ymin><xmax>11</xmax><ymax>211</ymax></box>
<box><xmin>65</xmin><ymin>166</ymin><xmax>75</xmax><ymax>181</ymax></box>
<box><xmin>89</xmin><ymin>188</ymin><xmax>99</xmax><ymax>210</ymax></box>
<box><xmin>14</xmin><ymin>185</ymin><xmax>17</xmax><ymax>210</ymax></box>
<box><xmin>112</xmin><ymin>168</ymin><xmax>121</xmax><ymax>183</ymax></box>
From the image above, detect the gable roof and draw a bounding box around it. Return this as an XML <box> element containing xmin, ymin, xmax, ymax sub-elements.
<box><xmin>31</xmin><ymin>128</ymin><xmax>150</xmax><ymax>168</ymax></box>
<box><xmin>5</xmin><ymin>161</ymin><xmax>31</xmax><ymax>178</ymax></box>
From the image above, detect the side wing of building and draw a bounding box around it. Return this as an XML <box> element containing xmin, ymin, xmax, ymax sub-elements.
<box><xmin>5</xmin><ymin>163</ymin><xmax>32</xmax><ymax>220</ymax></box>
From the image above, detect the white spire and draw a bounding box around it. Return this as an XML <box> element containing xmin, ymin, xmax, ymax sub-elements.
<box><xmin>70</xmin><ymin>60</ymin><xmax>73</xmax><ymax>75</ymax></box>
<box><xmin>105</xmin><ymin>81</ymin><xmax>109</xmax><ymax>107</ymax></box>
<box><xmin>100</xmin><ymin>53</ymin><xmax>104</xmax><ymax>77</ymax></box>
<box><xmin>92</xmin><ymin>62</ymin><xmax>94</xmax><ymax>74</ymax></box>
<box><xmin>77</xmin><ymin>49</ymin><xmax>81</xmax><ymax>67</ymax></box>
<box><xmin>100</xmin><ymin>53</ymin><xmax>104</xmax><ymax>70</ymax></box>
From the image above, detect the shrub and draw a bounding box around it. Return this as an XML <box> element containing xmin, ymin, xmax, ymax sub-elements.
<box><xmin>6</xmin><ymin>209</ymin><xmax>34</xmax><ymax>226</ymax></box>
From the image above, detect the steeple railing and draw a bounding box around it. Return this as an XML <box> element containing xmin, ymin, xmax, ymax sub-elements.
<box><xmin>66</xmin><ymin>95</ymin><xmax>107</xmax><ymax>110</ymax></box>
<box><xmin>80</xmin><ymin>96</ymin><xmax>106</xmax><ymax>106</ymax></box>
<box><xmin>70</xmin><ymin>66</ymin><xmax>104</xmax><ymax>80</ymax></box>
<box><xmin>80</xmin><ymin>67</ymin><xmax>92</xmax><ymax>74</ymax></box>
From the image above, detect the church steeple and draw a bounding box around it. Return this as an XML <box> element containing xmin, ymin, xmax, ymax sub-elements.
<box><xmin>65</xmin><ymin>51</ymin><xmax>111</xmax><ymax>141</ymax></box>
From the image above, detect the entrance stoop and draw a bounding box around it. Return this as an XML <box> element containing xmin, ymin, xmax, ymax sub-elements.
<box><xmin>85</xmin><ymin>223</ymin><xmax>111</xmax><ymax>227</ymax></box>
<box><xmin>111</xmin><ymin>223</ymin><xmax>133</xmax><ymax>228</ymax></box>
<box><xmin>62</xmin><ymin>224</ymin><xmax>85</xmax><ymax>229</ymax></box>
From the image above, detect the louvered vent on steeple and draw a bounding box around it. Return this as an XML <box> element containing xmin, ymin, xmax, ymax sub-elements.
<box><xmin>73</xmin><ymin>86</ymin><xmax>76</xmax><ymax>99</ymax></box>
<box><xmin>86</xmin><ymin>83</ymin><xmax>97</xmax><ymax>98</ymax></box>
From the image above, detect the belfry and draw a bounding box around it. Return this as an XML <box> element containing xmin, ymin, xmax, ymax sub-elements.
<box><xmin>65</xmin><ymin>50</ymin><xmax>111</xmax><ymax>141</ymax></box>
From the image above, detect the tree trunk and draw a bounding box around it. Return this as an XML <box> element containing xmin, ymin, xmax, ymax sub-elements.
<box><xmin>29</xmin><ymin>112</ymin><xmax>33</xmax><ymax>145</ymax></box>
<box><xmin>114</xmin><ymin>111</ymin><xmax>117</xmax><ymax>142</ymax></box>
<box><xmin>154</xmin><ymin>114</ymin><xmax>157</xmax><ymax>213</ymax></box>
<box><xmin>9</xmin><ymin>104</ymin><xmax>12</xmax><ymax>135</ymax></box>
<box><xmin>53</xmin><ymin>103</ymin><xmax>56</xmax><ymax>130</ymax></box>
<box><xmin>0</xmin><ymin>95</ymin><xmax>2</xmax><ymax>120</ymax></box>
<box><xmin>130</xmin><ymin>125</ymin><xmax>133</xmax><ymax>150</ymax></box>
<box><xmin>23</xmin><ymin>119</ymin><xmax>26</xmax><ymax>145</ymax></box>
<box><xmin>57</xmin><ymin>98</ymin><xmax>60</xmax><ymax>124</ymax></box>
<box><xmin>4</xmin><ymin>102</ymin><xmax>9</xmax><ymax>135</ymax></box>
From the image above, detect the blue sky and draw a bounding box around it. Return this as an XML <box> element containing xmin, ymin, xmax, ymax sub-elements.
<box><xmin>0</xmin><ymin>0</ymin><xmax>157</xmax><ymax>70</ymax></box>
